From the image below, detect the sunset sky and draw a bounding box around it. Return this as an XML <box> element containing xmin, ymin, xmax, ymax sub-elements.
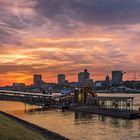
<box><xmin>0</xmin><ymin>0</ymin><xmax>140</xmax><ymax>86</ymax></box>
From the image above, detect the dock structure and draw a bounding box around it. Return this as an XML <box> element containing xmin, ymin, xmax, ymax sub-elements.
<box><xmin>71</xmin><ymin>96</ymin><xmax>139</xmax><ymax>119</ymax></box>
<box><xmin>87</xmin><ymin>96</ymin><xmax>134</xmax><ymax>110</ymax></box>
<box><xmin>0</xmin><ymin>89</ymin><xmax>140</xmax><ymax>119</ymax></box>
<box><xmin>0</xmin><ymin>90</ymin><xmax>58</xmax><ymax>106</ymax></box>
<box><xmin>70</xmin><ymin>105</ymin><xmax>140</xmax><ymax>119</ymax></box>
<box><xmin>51</xmin><ymin>95</ymin><xmax>140</xmax><ymax>119</ymax></box>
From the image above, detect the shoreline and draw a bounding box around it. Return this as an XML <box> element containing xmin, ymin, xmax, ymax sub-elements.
<box><xmin>0</xmin><ymin>111</ymin><xmax>69</xmax><ymax>140</ymax></box>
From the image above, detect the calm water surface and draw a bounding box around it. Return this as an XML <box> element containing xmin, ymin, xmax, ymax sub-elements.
<box><xmin>0</xmin><ymin>93</ymin><xmax>140</xmax><ymax>140</ymax></box>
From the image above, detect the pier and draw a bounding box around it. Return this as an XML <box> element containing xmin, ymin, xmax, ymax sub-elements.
<box><xmin>0</xmin><ymin>90</ymin><xmax>140</xmax><ymax>119</ymax></box>
<box><xmin>87</xmin><ymin>96</ymin><xmax>134</xmax><ymax>110</ymax></box>
<box><xmin>0</xmin><ymin>90</ymin><xmax>54</xmax><ymax>106</ymax></box>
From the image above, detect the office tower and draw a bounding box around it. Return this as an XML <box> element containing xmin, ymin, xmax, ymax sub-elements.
<box><xmin>58</xmin><ymin>74</ymin><xmax>65</xmax><ymax>85</ymax></box>
<box><xmin>13</xmin><ymin>83</ymin><xmax>25</xmax><ymax>91</ymax></box>
<box><xmin>33</xmin><ymin>74</ymin><xmax>42</xmax><ymax>88</ymax></box>
<box><xmin>78</xmin><ymin>69</ymin><xmax>90</xmax><ymax>83</ymax></box>
<box><xmin>112</xmin><ymin>71</ymin><xmax>123</xmax><ymax>85</ymax></box>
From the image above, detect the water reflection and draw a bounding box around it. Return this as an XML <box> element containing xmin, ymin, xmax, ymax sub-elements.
<box><xmin>26</xmin><ymin>107</ymin><xmax>133</xmax><ymax>130</ymax></box>
<box><xmin>0</xmin><ymin>97</ymin><xmax>140</xmax><ymax>140</ymax></box>
<box><xmin>75</xmin><ymin>112</ymin><xmax>93</xmax><ymax>120</ymax></box>
<box><xmin>25</xmin><ymin>107</ymin><xmax>49</xmax><ymax>114</ymax></box>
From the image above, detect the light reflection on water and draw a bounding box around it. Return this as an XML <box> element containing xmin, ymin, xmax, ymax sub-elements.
<box><xmin>0</xmin><ymin>93</ymin><xmax>140</xmax><ymax>140</ymax></box>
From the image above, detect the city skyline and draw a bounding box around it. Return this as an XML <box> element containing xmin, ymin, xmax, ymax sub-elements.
<box><xmin>0</xmin><ymin>0</ymin><xmax>140</xmax><ymax>86</ymax></box>
<box><xmin>1</xmin><ymin>69</ymin><xmax>139</xmax><ymax>87</ymax></box>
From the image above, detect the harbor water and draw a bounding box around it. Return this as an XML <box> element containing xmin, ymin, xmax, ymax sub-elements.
<box><xmin>0</xmin><ymin>93</ymin><xmax>140</xmax><ymax>140</ymax></box>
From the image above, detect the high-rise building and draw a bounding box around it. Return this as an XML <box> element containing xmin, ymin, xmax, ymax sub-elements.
<box><xmin>78</xmin><ymin>69</ymin><xmax>90</xmax><ymax>83</ymax></box>
<box><xmin>58</xmin><ymin>74</ymin><xmax>65</xmax><ymax>85</ymax></box>
<box><xmin>112</xmin><ymin>71</ymin><xmax>123</xmax><ymax>85</ymax></box>
<box><xmin>33</xmin><ymin>74</ymin><xmax>42</xmax><ymax>88</ymax></box>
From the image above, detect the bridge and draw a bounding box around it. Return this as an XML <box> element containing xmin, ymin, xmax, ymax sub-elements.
<box><xmin>0</xmin><ymin>90</ymin><xmax>63</xmax><ymax>106</ymax></box>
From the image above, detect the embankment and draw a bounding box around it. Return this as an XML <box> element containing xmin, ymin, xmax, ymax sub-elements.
<box><xmin>0</xmin><ymin>111</ymin><xmax>69</xmax><ymax>140</ymax></box>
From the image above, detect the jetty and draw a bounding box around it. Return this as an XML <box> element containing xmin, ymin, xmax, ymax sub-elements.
<box><xmin>49</xmin><ymin>86</ymin><xmax>140</xmax><ymax>119</ymax></box>
<box><xmin>50</xmin><ymin>96</ymin><xmax>140</xmax><ymax>119</ymax></box>
<box><xmin>0</xmin><ymin>88</ymin><xmax>140</xmax><ymax>119</ymax></box>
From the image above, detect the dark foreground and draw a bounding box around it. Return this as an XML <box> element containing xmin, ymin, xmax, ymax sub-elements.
<box><xmin>0</xmin><ymin>111</ymin><xmax>69</xmax><ymax>140</ymax></box>
<box><xmin>0</xmin><ymin>114</ymin><xmax>46</xmax><ymax>140</ymax></box>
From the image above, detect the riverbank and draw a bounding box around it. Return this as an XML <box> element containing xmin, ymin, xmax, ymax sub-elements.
<box><xmin>0</xmin><ymin>111</ymin><xmax>69</xmax><ymax>140</ymax></box>
<box><xmin>0</xmin><ymin>114</ymin><xmax>46</xmax><ymax>140</ymax></box>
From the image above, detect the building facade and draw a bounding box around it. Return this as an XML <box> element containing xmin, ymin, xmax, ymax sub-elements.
<box><xmin>58</xmin><ymin>74</ymin><xmax>65</xmax><ymax>85</ymax></box>
<box><xmin>33</xmin><ymin>74</ymin><xmax>42</xmax><ymax>88</ymax></box>
<box><xmin>112</xmin><ymin>71</ymin><xmax>123</xmax><ymax>85</ymax></box>
<box><xmin>78</xmin><ymin>69</ymin><xmax>90</xmax><ymax>83</ymax></box>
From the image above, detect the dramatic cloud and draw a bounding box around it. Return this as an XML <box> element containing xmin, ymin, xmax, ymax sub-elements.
<box><xmin>0</xmin><ymin>0</ymin><xmax>140</xmax><ymax>85</ymax></box>
<box><xmin>36</xmin><ymin>0</ymin><xmax>140</xmax><ymax>25</ymax></box>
